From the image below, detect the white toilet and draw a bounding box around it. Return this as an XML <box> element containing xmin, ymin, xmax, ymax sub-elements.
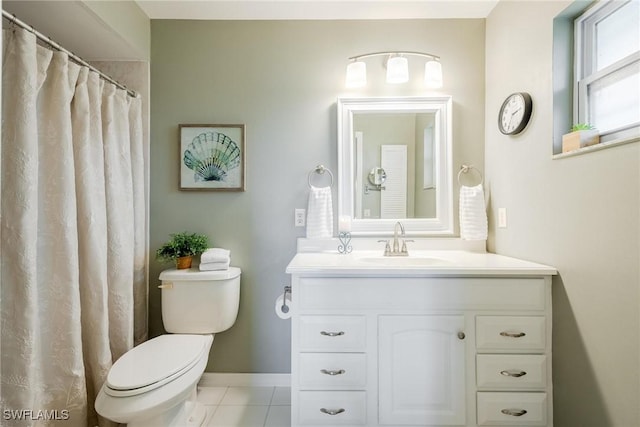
<box><xmin>95</xmin><ymin>267</ymin><xmax>241</xmax><ymax>427</ymax></box>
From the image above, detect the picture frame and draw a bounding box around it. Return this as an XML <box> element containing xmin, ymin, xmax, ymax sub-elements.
<box><xmin>179</xmin><ymin>124</ymin><xmax>245</xmax><ymax>191</ymax></box>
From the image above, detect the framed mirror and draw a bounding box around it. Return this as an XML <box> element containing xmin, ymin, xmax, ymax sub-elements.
<box><xmin>337</xmin><ymin>96</ymin><xmax>453</xmax><ymax>236</ymax></box>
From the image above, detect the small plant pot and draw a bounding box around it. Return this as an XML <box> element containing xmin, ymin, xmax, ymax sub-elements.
<box><xmin>176</xmin><ymin>256</ymin><xmax>193</xmax><ymax>270</ymax></box>
<box><xmin>562</xmin><ymin>129</ymin><xmax>600</xmax><ymax>153</ymax></box>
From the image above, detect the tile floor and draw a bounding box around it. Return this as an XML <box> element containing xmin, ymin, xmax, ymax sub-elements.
<box><xmin>198</xmin><ymin>386</ymin><xmax>291</xmax><ymax>427</ymax></box>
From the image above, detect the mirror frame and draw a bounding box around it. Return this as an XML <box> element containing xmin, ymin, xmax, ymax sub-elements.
<box><xmin>337</xmin><ymin>96</ymin><xmax>453</xmax><ymax>236</ymax></box>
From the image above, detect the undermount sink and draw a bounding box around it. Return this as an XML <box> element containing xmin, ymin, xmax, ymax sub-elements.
<box><xmin>358</xmin><ymin>256</ymin><xmax>451</xmax><ymax>266</ymax></box>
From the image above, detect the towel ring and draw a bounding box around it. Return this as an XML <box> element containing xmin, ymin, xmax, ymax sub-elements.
<box><xmin>308</xmin><ymin>164</ymin><xmax>334</xmax><ymax>188</ymax></box>
<box><xmin>457</xmin><ymin>164</ymin><xmax>483</xmax><ymax>186</ymax></box>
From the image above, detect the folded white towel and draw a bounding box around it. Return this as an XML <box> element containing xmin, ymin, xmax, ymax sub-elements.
<box><xmin>199</xmin><ymin>260</ymin><xmax>230</xmax><ymax>271</ymax></box>
<box><xmin>459</xmin><ymin>184</ymin><xmax>488</xmax><ymax>240</ymax></box>
<box><xmin>201</xmin><ymin>248</ymin><xmax>231</xmax><ymax>264</ymax></box>
<box><xmin>306</xmin><ymin>185</ymin><xmax>333</xmax><ymax>239</ymax></box>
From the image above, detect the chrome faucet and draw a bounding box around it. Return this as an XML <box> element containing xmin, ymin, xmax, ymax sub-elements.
<box><xmin>379</xmin><ymin>221</ymin><xmax>412</xmax><ymax>256</ymax></box>
<box><xmin>393</xmin><ymin>221</ymin><xmax>405</xmax><ymax>254</ymax></box>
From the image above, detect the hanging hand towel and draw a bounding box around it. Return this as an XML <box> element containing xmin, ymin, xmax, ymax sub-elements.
<box><xmin>306</xmin><ymin>185</ymin><xmax>333</xmax><ymax>239</ymax></box>
<box><xmin>201</xmin><ymin>248</ymin><xmax>231</xmax><ymax>264</ymax></box>
<box><xmin>459</xmin><ymin>184</ymin><xmax>488</xmax><ymax>240</ymax></box>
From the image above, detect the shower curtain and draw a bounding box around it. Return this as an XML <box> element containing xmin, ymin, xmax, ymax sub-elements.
<box><xmin>1</xmin><ymin>28</ymin><xmax>147</xmax><ymax>426</ymax></box>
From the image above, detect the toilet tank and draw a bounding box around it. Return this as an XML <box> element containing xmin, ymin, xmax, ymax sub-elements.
<box><xmin>158</xmin><ymin>267</ymin><xmax>241</xmax><ymax>334</ymax></box>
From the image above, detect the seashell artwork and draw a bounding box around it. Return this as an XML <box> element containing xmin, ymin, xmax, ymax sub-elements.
<box><xmin>183</xmin><ymin>131</ymin><xmax>241</xmax><ymax>182</ymax></box>
<box><xmin>179</xmin><ymin>125</ymin><xmax>245</xmax><ymax>191</ymax></box>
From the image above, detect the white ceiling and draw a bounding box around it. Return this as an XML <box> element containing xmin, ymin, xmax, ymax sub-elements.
<box><xmin>134</xmin><ymin>0</ymin><xmax>500</xmax><ymax>20</ymax></box>
<box><xmin>1</xmin><ymin>0</ymin><xmax>499</xmax><ymax>61</ymax></box>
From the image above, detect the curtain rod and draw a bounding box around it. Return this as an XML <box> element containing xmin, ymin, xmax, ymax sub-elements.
<box><xmin>2</xmin><ymin>10</ymin><xmax>138</xmax><ymax>99</ymax></box>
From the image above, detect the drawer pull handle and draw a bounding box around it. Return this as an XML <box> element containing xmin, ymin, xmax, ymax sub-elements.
<box><xmin>499</xmin><ymin>331</ymin><xmax>526</xmax><ymax>338</ymax></box>
<box><xmin>320</xmin><ymin>331</ymin><xmax>345</xmax><ymax>337</ymax></box>
<box><xmin>320</xmin><ymin>369</ymin><xmax>346</xmax><ymax>376</ymax></box>
<box><xmin>500</xmin><ymin>369</ymin><xmax>527</xmax><ymax>378</ymax></box>
<box><xmin>320</xmin><ymin>408</ymin><xmax>345</xmax><ymax>416</ymax></box>
<box><xmin>501</xmin><ymin>408</ymin><xmax>527</xmax><ymax>417</ymax></box>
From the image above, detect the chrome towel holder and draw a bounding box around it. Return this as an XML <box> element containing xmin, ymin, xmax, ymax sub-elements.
<box><xmin>307</xmin><ymin>164</ymin><xmax>334</xmax><ymax>188</ymax></box>
<box><xmin>457</xmin><ymin>164</ymin><xmax>483</xmax><ymax>186</ymax></box>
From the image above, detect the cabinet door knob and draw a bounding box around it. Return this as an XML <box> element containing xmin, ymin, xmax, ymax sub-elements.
<box><xmin>499</xmin><ymin>331</ymin><xmax>526</xmax><ymax>338</ymax></box>
<box><xmin>320</xmin><ymin>408</ymin><xmax>345</xmax><ymax>416</ymax></box>
<box><xmin>500</xmin><ymin>369</ymin><xmax>527</xmax><ymax>378</ymax></box>
<box><xmin>320</xmin><ymin>369</ymin><xmax>346</xmax><ymax>376</ymax></box>
<box><xmin>501</xmin><ymin>408</ymin><xmax>527</xmax><ymax>417</ymax></box>
<box><xmin>457</xmin><ymin>331</ymin><xmax>466</xmax><ymax>340</ymax></box>
<box><xmin>320</xmin><ymin>331</ymin><xmax>345</xmax><ymax>337</ymax></box>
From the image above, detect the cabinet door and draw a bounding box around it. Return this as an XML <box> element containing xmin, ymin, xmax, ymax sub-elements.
<box><xmin>379</xmin><ymin>315</ymin><xmax>466</xmax><ymax>426</ymax></box>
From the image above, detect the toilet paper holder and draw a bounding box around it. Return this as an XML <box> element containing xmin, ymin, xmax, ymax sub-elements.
<box><xmin>281</xmin><ymin>285</ymin><xmax>291</xmax><ymax>314</ymax></box>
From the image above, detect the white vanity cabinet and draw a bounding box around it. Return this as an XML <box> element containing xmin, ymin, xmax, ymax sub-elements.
<box><xmin>287</xmin><ymin>253</ymin><xmax>555</xmax><ymax>427</ymax></box>
<box><xmin>378</xmin><ymin>315</ymin><xmax>466</xmax><ymax>425</ymax></box>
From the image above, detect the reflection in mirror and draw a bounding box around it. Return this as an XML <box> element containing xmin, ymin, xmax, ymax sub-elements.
<box><xmin>368</xmin><ymin>167</ymin><xmax>387</xmax><ymax>186</ymax></box>
<box><xmin>338</xmin><ymin>97</ymin><xmax>453</xmax><ymax>236</ymax></box>
<box><xmin>355</xmin><ymin>113</ymin><xmax>435</xmax><ymax>219</ymax></box>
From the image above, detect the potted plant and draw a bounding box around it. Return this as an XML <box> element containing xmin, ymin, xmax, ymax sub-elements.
<box><xmin>562</xmin><ymin>123</ymin><xmax>600</xmax><ymax>153</ymax></box>
<box><xmin>156</xmin><ymin>231</ymin><xmax>209</xmax><ymax>269</ymax></box>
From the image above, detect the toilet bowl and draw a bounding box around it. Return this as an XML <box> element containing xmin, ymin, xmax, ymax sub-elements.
<box><xmin>96</xmin><ymin>267</ymin><xmax>241</xmax><ymax>426</ymax></box>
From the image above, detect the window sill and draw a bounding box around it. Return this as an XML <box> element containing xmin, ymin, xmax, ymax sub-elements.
<box><xmin>553</xmin><ymin>135</ymin><xmax>639</xmax><ymax>159</ymax></box>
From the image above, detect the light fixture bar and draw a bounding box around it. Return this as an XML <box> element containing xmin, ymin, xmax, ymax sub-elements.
<box><xmin>345</xmin><ymin>50</ymin><xmax>443</xmax><ymax>89</ymax></box>
<box><xmin>348</xmin><ymin>51</ymin><xmax>440</xmax><ymax>62</ymax></box>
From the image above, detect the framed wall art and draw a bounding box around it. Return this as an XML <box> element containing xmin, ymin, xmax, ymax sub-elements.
<box><xmin>179</xmin><ymin>124</ymin><xmax>245</xmax><ymax>191</ymax></box>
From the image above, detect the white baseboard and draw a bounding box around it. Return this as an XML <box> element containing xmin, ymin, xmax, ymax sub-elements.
<box><xmin>199</xmin><ymin>372</ymin><xmax>291</xmax><ymax>388</ymax></box>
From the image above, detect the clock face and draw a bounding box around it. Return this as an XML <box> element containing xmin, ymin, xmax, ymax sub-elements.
<box><xmin>498</xmin><ymin>92</ymin><xmax>532</xmax><ymax>135</ymax></box>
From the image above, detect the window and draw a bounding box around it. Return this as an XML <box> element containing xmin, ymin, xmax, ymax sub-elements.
<box><xmin>574</xmin><ymin>0</ymin><xmax>640</xmax><ymax>143</ymax></box>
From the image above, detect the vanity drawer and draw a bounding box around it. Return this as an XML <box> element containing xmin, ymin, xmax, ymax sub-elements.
<box><xmin>477</xmin><ymin>392</ymin><xmax>547</xmax><ymax>426</ymax></box>
<box><xmin>298</xmin><ymin>391</ymin><xmax>366</xmax><ymax>425</ymax></box>
<box><xmin>476</xmin><ymin>354</ymin><xmax>547</xmax><ymax>390</ymax></box>
<box><xmin>299</xmin><ymin>353</ymin><xmax>366</xmax><ymax>389</ymax></box>
<box><xmin>299</xmin><ymin>316</ymin><xmax>366</xmax><ymax>351</ymax></box>
<box><xmin>476</xmin><ymin>316</ymin><xmax>546</xmax><ymax>352</ymax></box>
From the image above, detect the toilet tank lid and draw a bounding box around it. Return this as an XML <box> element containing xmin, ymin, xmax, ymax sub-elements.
<box><xmin>159</xmin><ymin>266</ymin><xmax>241</xmax><ymax>281</ymax></box>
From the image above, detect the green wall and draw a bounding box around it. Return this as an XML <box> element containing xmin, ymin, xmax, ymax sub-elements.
<box><xmin>485</xmin><ymin>2</ymin><xmax>640</xmax><ymax>425</ymax></box>
<box><xmin>150</xmin><ymin>19</ymin><xmax>485</xmax><ymax>373</ymax></box>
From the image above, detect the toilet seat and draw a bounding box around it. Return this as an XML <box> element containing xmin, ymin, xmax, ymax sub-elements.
<box><xmin>105</xmin><ymin>334</ymin><xmax>211</xmax><ymax>398</ymax></box>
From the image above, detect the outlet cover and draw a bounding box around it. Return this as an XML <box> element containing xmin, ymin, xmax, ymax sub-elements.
<box><xmin>498</xmin><ymin>208</ymin><xmax>507</xmax><ymax>228</ymax></box>
<box><xmin>295</xmin><ymin>209</ymin><xmax>306</xmax><ymax>227</ymax></box>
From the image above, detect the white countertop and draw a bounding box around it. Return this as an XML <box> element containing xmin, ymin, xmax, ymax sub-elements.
<box><xmin>286</xmin><ymin>250</ymin><xmax>557</xmax><ymax>277</ymax></box>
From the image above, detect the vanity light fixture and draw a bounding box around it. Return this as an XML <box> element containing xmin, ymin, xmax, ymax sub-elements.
<box><xmin>386</xmin><ymin>54</ymin><xmax>409</xmax><ymax>84</ymax></box>
<box><xmin>345</xmin><ymin>51</ymin><xmax>443</xmax><ymax>89</ymax></box>
<box><xmin>345</xmin><ymin>60</ymin><xmax>367</xmax><ymax>88</ymax></box>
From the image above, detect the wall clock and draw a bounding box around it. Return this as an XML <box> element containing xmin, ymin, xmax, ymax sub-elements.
<box><xmin>498</xmin><ymin>92</ymin><xmax>533</xmax><ymax>135</ymax></box>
